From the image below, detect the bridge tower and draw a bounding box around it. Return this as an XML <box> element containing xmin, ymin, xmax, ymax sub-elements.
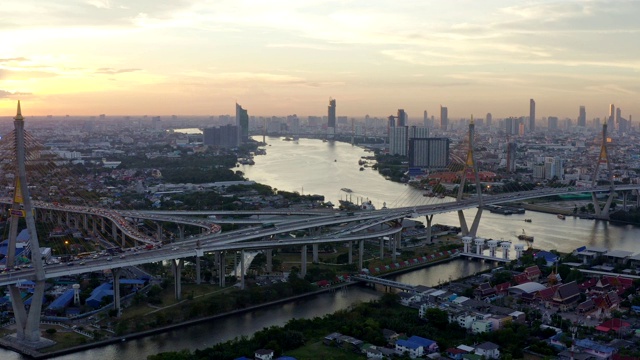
<box><xmin>6</xmin><ymin>102</ymin><xmax>50</xmax><ymax>347</ymax></box>
<box><xmin>461</xmin><ymin>236</ymin><xmax>473</xmax><ymax>253</ymax></box>
<box><xmin>487</xmin><ymin>240</ymin><xmax>498</xmax><ymax>258</ymax></box>
<box><xmin>457</xmin><ymin>116</ymin><xmax>484</xmax><ymax>236</ymax></box>
<box><xmin>514</xmin><ymin>243</ymin><xmax>525</xmax><ymax>259</ymax></box>
<box><xmin>500</xmin><ymin>242</ymin><xmax>511</xmax><ymax>260</ymax></box>
<box><xmin>591</xmin><ymin>124</ymin><xmax>615</xmax><ymax>217</ymax></box>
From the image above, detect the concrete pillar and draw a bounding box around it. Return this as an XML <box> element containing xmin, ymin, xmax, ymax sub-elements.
<box><xmin>111</xmin><ymin>220</ymin><xmax>118</xmax><ymax>240</ymax></box>
<box><xmin>425</xmin><ymin>215</ymin><xmax>433</xmax><ymax>244</ymax></box>
<box><xmin>195</xmin><ymin>255</ymin><xmax>201</xmax><ymax>285</ymax></box>
<box><xmin>348</xmin><ymin>241</ymin><xmax>353</xmax><ymax>264</ymax></box>
<box><xmin>301</xmin><ymin>245</ymin><xmax>307</xmax><ymax>277</ymax></box>
<box><xmin>219</xmin><ymin>252</ymin><xmax>226</xmax><ymax>287</ymax></box>
<box><xmin>83</xmin><ymin>214</ymin><xmax>88</xmax><ymax>231</ymax></box>
<box><xmin>121</xmin><ymin>231</ymin><xmax>126</xmax><ymax>248</ymax></box>
<box><xmin>379</xmin><ymin>237</ymin><xmax>384</xmax><ymax>259</ymax></box>
<box><xmin>172</xmin><ymin>259</ymin><xmax>183</xmax><ymax>300</ymax></box>
<box><xmin>57</xmin><ymin>212</ymin><xmax>63</xmax><ymax>225</ymax></box>
<box><xmin>358</xmin><ymin>240</ymin><xmax>364</xmax><ymax>270</ymax></box>
<box><xmin>112</xmin><ymin>268</ymin><xmax>122</xmax><ymax>316</ymax></box>
<box><xmin>156</xmin><ymin>222</ymin><xmax>163</xmax><ymax>242</ymax></box>
<box><xmin>233</xmin><ymin>251</ymin><xmax>237</xmax><ymax>276</ymax></box>
<box><xmin>392</xmin><ymin>237</ymin><xmax>397</xmax><ymax>262</ymax></box>
<box><xmin>266</xmin><ymin>249</ymin><xmax>273</xmax><ymax>273</ymax></box>
<box><xmin>92</xmin><ymin>217</ymin><xmax>98</xmax><ymax>236</ymax></box>
<box><xmin>457</xmin><ymin>210</ymin><xmax>469</xmax><ymax>235</ymax></box>
<box><xmin>462</xmin><ymin>236</ymin><xmax>473</xmax><ymax>253</ymax></box>
<box><xmin>65</xmin><ymin>212</ymin><xmax>71</xmax><ymax>227</ymax></box>
<box><xmin>469</xmin><ymin>208</ymin><xmax>483</xmax><ymax>237</ymax></box>
<box><xmin>312</xmin><ymin>243</ymin><xmax>319</xmax><ymax>263</ymax></box>
<box><xmin>178</xmin><ymin>225</ymin><xmax>185</xmax><ymax>242</ymax></box>
<box><xmin>101</xmin><ymin>217</ymin><xmax>105</xmax><ymax>232</ymax></box>
<box><xmin>240</xmin><ymin>249</ymin><xmax>245</xmax><ymax>290</ymax></box>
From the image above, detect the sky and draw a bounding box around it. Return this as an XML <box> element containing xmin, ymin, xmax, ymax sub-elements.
<box><xmin>1</xmin><ymin>0</ymin><xmax>639</xmax><ymax>119</ymax></box>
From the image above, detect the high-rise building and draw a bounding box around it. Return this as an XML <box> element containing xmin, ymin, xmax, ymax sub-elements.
<box><xmin>506</xmin><ymin>142</ymin><xmax>517</xmax><ymax>172</ymax></box>
<box><xmin>423</xmin><ymin>110</ymin><xmax>429</xmax><ymax>128</ymax></box>
<box><xmin>529</xmin><ymin>99</ymin><xmax>536</xmax><ymax>131</ymax></box>
<box><xmin>409</xmin><ymin>126</ymin><xmax>430</xmax><ymax>139</ymax></box>
<box><xmin>388</xmin><ymin>126</ymin><xmax>408</xmax><ymax>156</ymax></box>
<box><xmin>608</xmin><ymin>104</ymin><xmax>615</xmax><ymax>129</ymax></box>
<box><xmin>203</xmin><ymin>125</ymin><xmax>238</xmax><ymax>148</ymax></box>
<box><xmin>544</xmin><ymin>157</ymin><xmax>564</xmax><ymax>180</ymax></box>
<box><xmin>236</xmin><ymin>103</ymin><xmax>249</xmax><ymax>144</ymax></box>
<box><xmin>327</xmin><ymin>98</ymin><xmax>336</xmax><ymax>137</ymax></box>
<box><xmin>440</xmin><ymin>105</ymin><xmax>448</xmax><ymax>130</ymax></box>
<box><xmin>397</xmin><ymin>109</ymin><xmax>407</xmax><ymax>127</ymax></box>
<box><xmin>616</xmin><ymin>108</ymin><xmax>622</xmax><ymax>132</ymax></box>
<box><xmin>486</xmin><ymin>113</ymin><xmax>492</xmax><ymax>127</ymax></box>
<box><xmin>548</xmin><ymin>116</ymin><xmax>558</xmax><ymax>130</ymax></box>
<box><xmin>328</xmin><ymin>98</ymin><xmax>336</xmax><ymax>128</ymax></box>
<box><xmin>577</xmin><ymin>106</ymin><xmax>586</xmax><ymax>127</ymax></box>
<box><xmin>388</xmin><ymin>115</ymin><xmax>396</xmax><ymax>128</ymax></box>
<box><xmin>408</xmin><ymin>138</ymin><xmax>450</xmax><ymax>169</ymax></box>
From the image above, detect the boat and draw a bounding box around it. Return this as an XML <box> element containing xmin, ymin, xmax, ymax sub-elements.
<box><xmin>524</xmin><ymin>219</ymin><xmax>532</xmax><ymax>223</ymax></box>
<box><xmin>360</xmin><ymin>200</ymin><xmax>376</xmax><ymax>210</ymax></box>
<box><xmin>517</xmin><ymin>229</ymin><xmax>534</xmax><ymax>242</ymax></box>
<box><xmin>341</xmin><ymin>188</ymin><xmax>353</xmax><ymax>193</ymax></box>
<box><xmin>557</xmin><ymin>214</ymin><xmax>566</xmax><ymax>220</ymax></box>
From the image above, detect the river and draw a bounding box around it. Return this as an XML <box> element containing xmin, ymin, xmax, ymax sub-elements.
<box><xmin>3</xmin><ymin>136</ymin><xmax>640</xmax><ymax>359</ymax></box>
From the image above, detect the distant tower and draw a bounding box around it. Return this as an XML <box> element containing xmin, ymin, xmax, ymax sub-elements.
<box><xmin>235</xmin><ymin>103</ymin><xmax>249</xmax><ymax>145</ymax></box>
<box><xmin>578</xmin><ymin>106</ymin><xmax>586</xmax><ymax>127</ymax></box>
<box><xmin>328</xmin><ymin>98</ymin><xmax>336</xmax><ymax>138</ymax></box>
<box><xmin>506</xmin><ymin>142</ymin><xmax>517</xmax><ymax>172</ymax></box>
<box><xmin>486</xmin><ymin>113</ymin><xmax>492</xmax><ymax>127</ymax></box>
<box><xmin>423</xmin><ymin>110</ymin><xmax>429</xmax><ymax>127</ymax></box>
<box><xmin>73</xmin><ymin>284</ymin><xmax>81</xmax><ymax>305</ymax></box>
<box><xmin>529</xmin><ymin>99</ymin><xmax>536</xmax><ymax>132</ymax></box>
<box><xmin>591</xmin><ymin>123</ymin><xmax>615</xmax><ymax>217</ymax></box>
<box><xmin>608</xmin><ymin>104</ymin><xmax>615</xmax><ymax>129</ymax></box>
<box><xmin>440</xmin><ymin>105</ymin><xmax>448</xmax><ymax>131</ymax></box>
<box><xmin>397</xmin><ymin>109</ymin><xmax>406</xmax><ymax>127</ymax></box>
<box><xmin>456</xmin><ymin>116</ymin><xmax>484</xmax><ymax>237</ymax></box>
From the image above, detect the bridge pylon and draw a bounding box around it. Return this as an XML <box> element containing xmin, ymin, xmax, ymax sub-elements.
<box><xmin>456</xmin><ymin>116</ymin><xmax>484</xmax><ymax>237</ymax></box>
<box><xmin>591</xmin><ymin>124</ymin><xmax>615</xmax><ymax>217</ymax></box>
<box><xmin>5</xmin><ymin>102</ymin><xmax>51</xmax><ymax>347</ymax></box>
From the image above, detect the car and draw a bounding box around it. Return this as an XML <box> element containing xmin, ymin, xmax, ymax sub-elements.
<box><xmin>67</xmin><ymin>262</ymin><xmax>74</xmax><ymax>266</ymax></box>
<box><xmin>79</xmin><ymin>261</ymin><xmax>86</xmax><ymax>265</ymax></box>
<box><xmin>106</xmin><ymin>257</ymin><xmax>113</xmax><ymax>261</ymax></box>
<box><xmin>119</xmin><ymin>254</ymin><xmax>126</xmax><ymax>259</ymax></box>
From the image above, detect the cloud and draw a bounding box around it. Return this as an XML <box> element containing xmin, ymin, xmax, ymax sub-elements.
<box><xmin>95</xmin><ymin>68</ymin><xmax>142</xmax><ymax>75</ymax></box>
<box><xmin>0</xmin><ymin>57</ymin><xmax>28</xmax><ymax>63</ymax></box>
<box><xmin>0</xmin><ymin>90</ymin><xmax>32</xmax><ymax>98</ymax></box>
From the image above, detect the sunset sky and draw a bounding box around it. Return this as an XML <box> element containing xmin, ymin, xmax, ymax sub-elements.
<box><xmin>1</xmin><ymin>0</ymin><xmax>639</xmax><ymax>119</ymax></box>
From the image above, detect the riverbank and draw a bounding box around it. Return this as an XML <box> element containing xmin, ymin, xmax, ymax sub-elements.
<box><xmin>1</xmin><ymin>254</ymin><xmax>461</xmax><ymax>359</ymax></box>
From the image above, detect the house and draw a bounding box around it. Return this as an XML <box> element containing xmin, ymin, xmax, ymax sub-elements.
<box><xmin>446</xmin><ymin>347</ymin><xmax>468</xmax><ymax>360</ymax></box>
<box><xmin>363</xmin><ymin>345</ymin><xmax>385</xmax><ymax>359</ymax></box>
<box><xmin>396</xmin><ymin>335</ymin><xmax>438</xmax><ymax>358</ymax></box>
<box><xmin>471</xmin><ymin>320</ymin><xmax>492</xmax><ymax>334</ymax></box>
<box><xmin>323</xmin><ymin>332</ymin><xmax>342</xmax><ymax>346</ymax></box>
<box><xmin>574</xmin><ymin>339</ymin><xmax>615</xmax><ymax>359</ymax></box>
<box><xmin>254</xmin><ymin>349</ymin><xmax>274</xmax><ymax>360</ymax></box>
<box><xmin>473</xmin><ymin>283</ymin><xmax>496</xmax><ymax>299</ymax></box>
<box><xmin>474</xmin><ymin>342</ymin><xmax>500</xmax><ymax>359</ymax></box>
<box><xmin>576</xmin><ymin>299</ymin><xmax>595</xmax><ymax>313</ymax></box>
<box><xmin>382</xmin><ymin>329</ymin><xmax>399</xmax><ymax>344</ymax></box>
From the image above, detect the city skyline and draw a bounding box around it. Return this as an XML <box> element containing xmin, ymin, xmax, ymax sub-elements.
<box><xmin>1</xmin><ymin>0</ymin><xmax>639</xmax><ymax>118</ymax></box>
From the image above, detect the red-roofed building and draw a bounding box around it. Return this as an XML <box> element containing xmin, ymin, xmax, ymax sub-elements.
<box><xmin>578</xmin><ymin>278</ymin><xmax>598</xmax><ymax>292</ymax></box>
<box><xmin>513</xmin><ymin>273</ymin><xmax>529</xmax><ymax>285</ymax></box>
<box><xmin>537</xmin><ymin>284</ymin><xmax>560</xmax><ymax>303</ymax></box>
<box><xmin>524</xmin><ymin>266</ymin><xmax>542</xmax><ymax>282</ymax></box>
<box><xmin>494</xmin><ymin>282</ymin><xmax>511</xmax><ymax>295</ymax></box>
<box><xmin>595</xmin><ymin>318</ymin><xmax>631</xmax><ymax>335</ymax></box>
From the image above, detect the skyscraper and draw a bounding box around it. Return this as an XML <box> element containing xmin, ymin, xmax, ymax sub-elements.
<box><xmin>440</xmin><ymin>105</ymin><xmax>448</xmax><ymax>130</ymax></box>
<box><xmin>328</xmin><ymin>98</ymin><xmax>336</xmax><ymax>127</ymax></box>
<box><xmin>236</xmin><ymin>103</ymin><xmax>249</xmax><ymax>144</ymax></box>
<box><xmin>608</xmin><ymin>104</ymin><xmax>615</xmax><ymax>129</ymax></box>
<box><xmin>423</xmin><ymin>110</ymin><xmax>429</xmax><ymax>128</ymax></box>
<box><xmin>548</xmin><ymin>116</ymin><xmax>558</xmax><ymax>131</ymax></box>
<box><xmin>578</xmin><ymin>106</ymin><xmax>586</xmax><ymax>127</ymax></box>
<box><xmin>486</xmin><ymin>113</ymin><xmax>492</xmax><ymax>127</ymax></box>
<box><xmin>397</xmin><ymin>109</ymin><xmax>406</xmax><ymax>127</ymax></box>
<box><xmin>529</xmin><ymin>99</ymin><xmax>536</xmax><ymax>132</ymax></box>
<box><xmin>506</xmin><ymin>142</ymin><xmax>517</xmax><ymax>172</ymax></box>
<box><xmin>388</xmin><ymin>126</ymin><xmax>408</xmax><ymax>156</ymax></box>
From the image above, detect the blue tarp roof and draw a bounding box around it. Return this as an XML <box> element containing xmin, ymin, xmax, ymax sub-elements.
<box><xmin>48</xmin><ymin>289</ymin><xmax>75</xmax><ymax>310</ymax></box>
<box><xmin>86</xmin><ymin>283</ymin><xmax>114</xmax><ymax>308</ymax></box>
